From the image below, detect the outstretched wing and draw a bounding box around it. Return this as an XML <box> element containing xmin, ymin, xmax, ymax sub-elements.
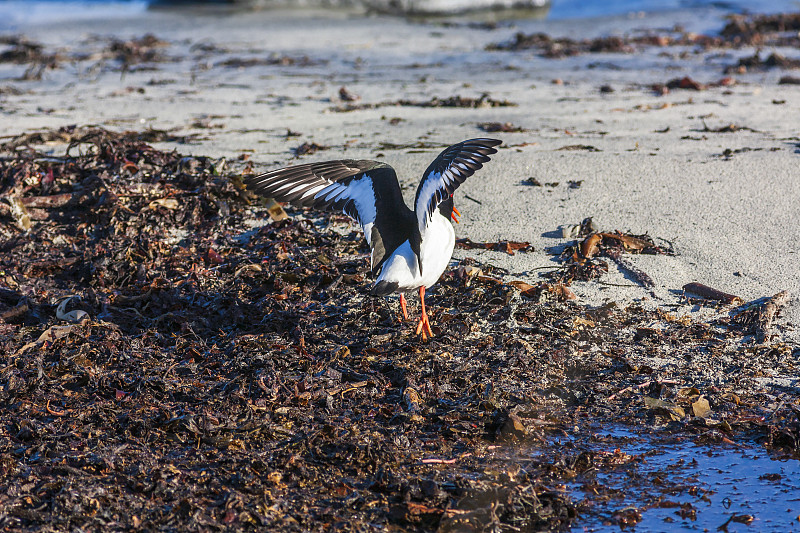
<box><xmin>413</xmin><ymin>138</ymin><xmax>501</xmax><ymax>233</ymax></box>
<box><xmin>244</xmin><ymin>160</ymin><xmax>415</xmax><ymax>273</ymax></box>
<box><xmin>245</xmin><ymin>159</ymin><xmax>380</xmax><ymax>212</ymax></box>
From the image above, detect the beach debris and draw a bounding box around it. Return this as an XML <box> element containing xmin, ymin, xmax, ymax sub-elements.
<box><xmin>667</xmin><ymin>76</ymin><xmax>705</xmax><ymax>90</ymax></box>
<box><xmin>778</xmin><ymin>75</ymin><xmax>800</xmax><ymax>84</ymax></box>
<box><xmin>731</xmin><ymin>290</ymin><xmax>790</xmax><ymax>343</ymax></box>
<box><xmin>494</xmin><ymin>411</ymin><xmax>528</xmax><ymax>441</ymax></box>
<box><xmin>262</xmin><ymin>197</ymin><xmax>289</xmax><ymax>221</ymax></box>
<box><xmin>721</xmin><ymin>12</ymin><xmax>800</xmax><ymax>44</ymax></box>
<box><xmin>0</xmin><ymin>35</ymin><xmax>47</xmax><ymax>64</ymax></box>
<box><xmin>557</xmin><ymin>144</ymin><xmax>600</xmax><ymax>152</ymax></box>
<box><xmin>0</xmin><ymin>35</ymin><xmax>62</xmax><ymax>80</ymax></box>
<box><xmin>218</xmin><ymin>54</ymin><xmax>320</xmax><ymax>68</ymax></box>
<box><xmin>725</xmin><ymin>51</ymin><xmax>800</xmax><ymax>74</ymax></box>
<box><xmin>109</xmin><ymin>34</ymin><xmax>168</xmax><ymax>67</ymax></box>
<box><xmin>553</xmin><ymin>222</ymin><xmax>672</xmax><ymax>287</ymax></box>
<box><xmin>7</xmin><ymin>197</ymin><xmax>31</xmax><ymax>231</ymax></box>
<box><xmin>561</xmin><ymin>217</ymin><xmax>599</xmax><ymax>239</ymax></box>
<box><xmin>644</xmin><ymin>396</ymin><xmax>685</xmax><ymax>421</ymax></box>
<box><xmin>691</xmin><ymin>396</ymin><xmax>712</xmax><ymax>418</ymax></box>
<box><xmin>487</xmin><ymin>13</ymin><xmax>800</xmax><ymax>59</ymax></box>
<box><xmin>683</xmin><ymin>282</ymin><xmax>742</xmax><ymax>304</ymax></box>
<box><xmin>718</xmin><ymin>146</ymin><xmax>761</xmax><ymax>160</ymax></box>
<box><xmin>507</xmin><ymin>280</ymin><xmax>576</xmax><ymax>301</ymax></box>
<box><xmin>338</xmin><ymin>86</ymin><xmax>360</xmax><ymax>102</ymax></box>
<box><xmin>293</xmin><ymin>141</ymin><xmax>329</xmax><ymax>156</ymax></box>
<box><xmin>693</xmin><ymin>121</ymin><xmax>758</xmax><ymax>133</ymax></box>
<box><xmin>758</xmin><ymin>291</ymin><xmax>791</xmax><ymax>341</ymax></box>
<box><xmin>522</xmin><ymin>177</ymin><xmax>559</xmax><ymax>188</ymax></box>
<box><xmin>650</xmin><ymin>76</ymin><xmax>736</xmax><ymax>94</ymax></box>
<box><xmin>332</xmin><ymin>92</ymin><xmax>516</xmax><ymax>112</ymax></box>
<box><xmin>55</xmin><ymin>295</ymin><xmax>89</xmax><ymax>323</ymax></box>
<box><xmin>487</xmin><ymin>32</ymin><xmax>635</xmax><ymax>56</ymax></box>
<box><xmin>403</xmin><ymin>386</ymin><xmax>423</xmax><ymax>414</ymax></box>
<box><xmin>717</xmin><ymin>513</ymin><xmax>756</xmax><ymax>532</ymax></box>
<box><xmin>477</xmin><ymin>121</ymin><xmax>526</xmax><ymax>133</ymax></box>
<box><xmin>488</xmin><ymin>12</ymin><xmax>800</xmax><ymax>82</ymax></box>
<box><xmin>455</xmin><ymin>237</ymin><xmax>533</xmax><ymax>255</ymax></box>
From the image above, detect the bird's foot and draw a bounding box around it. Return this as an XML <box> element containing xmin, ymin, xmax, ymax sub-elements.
<box><xmin>414</xmin><ymin>311</ymin><xmax>434</xmax><ymax>341</ymax></box>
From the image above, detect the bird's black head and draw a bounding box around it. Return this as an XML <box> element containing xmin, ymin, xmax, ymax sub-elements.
<box><xmin>438</xmin><ymin>195</ymin><xmax>461</xmax><ymax>224</ymax></box>
<box><xmin>438</xmin><ymin>195</ymin><xmax>453</xmax><ymax>219</ymax></box>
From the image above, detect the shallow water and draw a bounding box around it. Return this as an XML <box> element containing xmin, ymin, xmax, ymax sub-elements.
<box><xmin>554</xmin><ymin>426</ymin><xmax>800</xmax><ymax>532</ymax></box>
<box><xmin>547</xmin><ymin>0</ymin><xmax>800</xmax><ymax>20</ymax></box>
<box><xmin>0</xmin><ymin>0</ymin><xmax>148</xmax><ymax>28</ymax></box>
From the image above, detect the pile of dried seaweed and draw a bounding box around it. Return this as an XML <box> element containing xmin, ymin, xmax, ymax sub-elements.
<box><xmin>331</xmin><ymin>93</ymin><xmax>516</xmax><ymax>113</ymax></box>
<box><xmin>488</xmin><ymin>11</ymin><xmax>800</xmax><ymax>75</ymax></box>
<box><xmin>0</xmin><ymin>127</ymin><xmax>797</xmax><ymax>531</ymax></box>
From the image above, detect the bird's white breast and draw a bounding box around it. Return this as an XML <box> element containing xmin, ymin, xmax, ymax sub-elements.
<box><xmin>418</xmin><ymin>211</ymin><xmax>455</xmax><ymax>288</ymax></box>
<box><xmin>375</xmin><ymin>211</ymin><xmax>455</xmax><ymax>292</ymax></box>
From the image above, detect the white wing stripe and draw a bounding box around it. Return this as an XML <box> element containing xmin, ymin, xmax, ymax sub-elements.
<box><xmin>299</xmin><ymin>183</ymin><xmax>328</xmax><ymax>199</ymax></box>
<box><xmin>320</xmin><ymin>185</ymin><xmax>347</xmax><ymax>202</ymax></box>
<box><xmin>285</xmin><ymin>182</ymin><xmax>315</xmax><ymax>196</ymax></box>
<box><xmin>273</xmin><ymin>180</ymin><xmax>301</xmax><ymax>193</ymax></box>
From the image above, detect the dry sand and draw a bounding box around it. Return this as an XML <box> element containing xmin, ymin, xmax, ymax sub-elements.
<box><xmin>1</xmin><ymin>6</ymin><xmax>797</xmax><ymax>341</ymax></box>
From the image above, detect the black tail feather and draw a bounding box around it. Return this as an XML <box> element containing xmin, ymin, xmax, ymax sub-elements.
<box><xmin>371</xmin><ymin>280</ymin><xmax>399</xmax><ymax>296</ymax></box>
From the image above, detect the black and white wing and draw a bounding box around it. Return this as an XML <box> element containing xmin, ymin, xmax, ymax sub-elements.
<box><xmin>245</xmin><ymin>159</ymin><xmax>381</xmax><ymax>212</ymax></box>
<box><xmin>244</xmin><ymin>160</ymin><xmax>415</xmax><ymax>273</ymax></box>
<box><xmin>413</xmin><ymin>138</ymin><xmax>502</xmax><ymax>233</ymax></box>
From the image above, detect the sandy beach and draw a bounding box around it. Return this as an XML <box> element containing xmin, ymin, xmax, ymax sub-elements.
<box><xmin>1</xmin><ymin>5</ymin><xmax>799</xmax><ymax>531</ymax></box>
<box><xmin>2</xmin><ymin>6</ymin><xmax>797</xmax><ymax>338</ymax></box>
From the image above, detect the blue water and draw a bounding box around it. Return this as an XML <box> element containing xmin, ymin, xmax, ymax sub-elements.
<box><xmin>517</xmin><ymin>426</ymin><xmax>800</xmax><ymax>532</ymax></box>
<box><xmin>572</xmin><ymin>428</ymin><xmax>800</xmax><ymax>532</ymax></box>
<box><xmin>1</xmin><ymin>0</ymin><xmax>799</xmax><ymax>27</ymax></box>
<box><xmin>0</xmin><ymin>1</ymin><xmax>148</xmax><ymax>26</ymax></box>
<box><xmin>548</xmin><ymin>0</ymin><xmax>800</xmax><ymax>19</ymax></box>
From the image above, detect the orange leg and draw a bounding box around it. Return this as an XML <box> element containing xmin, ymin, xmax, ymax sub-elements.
<box><xmin>414</xmin><ymin>286</ymin><xmax>434</xmax><ymax>340</ymax></box>
<box><xmin>399</xmin><ymin>293</ymin><xmax>409</xmax><ymax>321</ymax></box>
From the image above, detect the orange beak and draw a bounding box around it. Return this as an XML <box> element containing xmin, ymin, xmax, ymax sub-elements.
<box><xmin>451</xmin><ymin>206</ymin><xmax>461</xmax><ymax>224</ymax></box>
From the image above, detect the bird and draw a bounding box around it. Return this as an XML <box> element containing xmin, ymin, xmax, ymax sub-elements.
<box><xmin>243</xmin><ymin>138</ymin><xmax>502</xmax><ymax>340</ymax></box>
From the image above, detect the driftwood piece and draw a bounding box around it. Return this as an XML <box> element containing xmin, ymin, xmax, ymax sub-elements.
<box><xmin>683</xmin><ymin>282</ymin><xmax>742</xmax><ymax>304</ymax></box>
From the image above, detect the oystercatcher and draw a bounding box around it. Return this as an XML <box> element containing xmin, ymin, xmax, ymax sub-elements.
<box><xmin>244</xmin><ymin>138</ymin><xmax>502</xmax><ymax>340</ymax></box>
